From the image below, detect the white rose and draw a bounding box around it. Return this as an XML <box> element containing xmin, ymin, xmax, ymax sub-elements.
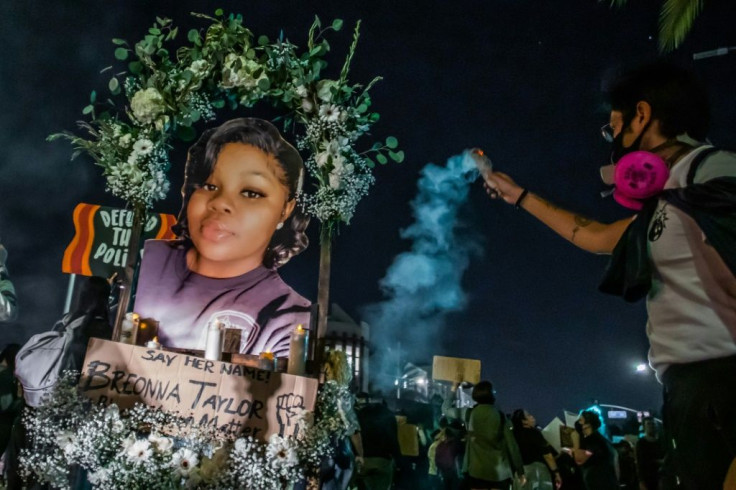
<box><xmin>295</xmin><ymin>85</ymin><xmax>308</xmax><ymax>98</ymax></box>
<box><xmin>189</xmin><ymin>59</ymin><xmax>209</xmax><ymax>77</ymax></box>
<box><xmin>118</xmin><ymin>133</ymin><xmax>132</xmax><ymax>147</ymax></box>
<box><xmin>130</xmin><ymin>88</ymin><xmax>166</xmax><ymax>125</ymax></box>
<box><xmin>148</xmin><ymin>433</ymin><xmax>174</xmax><ymax>453</ymax></box>
<box><xmin>301</xmin><ymin>98</ymin><xmax>314</xmax><ymax>113</ymax></box>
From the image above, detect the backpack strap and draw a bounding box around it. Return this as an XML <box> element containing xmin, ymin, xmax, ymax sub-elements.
<box><xmin>686</xmin><ymin>147</ymin><xmax>719</xmax><ymax>186</ymax></box>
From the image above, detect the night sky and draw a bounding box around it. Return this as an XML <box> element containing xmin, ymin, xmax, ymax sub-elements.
<box><xmin>2</xmin><ymin>0</ymin><xmax>735</xmax><ymax>424</ymax></box>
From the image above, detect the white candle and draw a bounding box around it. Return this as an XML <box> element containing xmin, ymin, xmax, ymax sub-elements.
<box><xmin>145</xmin><ymin>337</ymin><xmax>161</xmax><ymax>349</ymax></box>
<box><xmin>119</xmin><ymin>312</ymin><xmax>140</xmax><ymax>345</ymax></box>
<box><xmin>287</xmin><ymin>324</ymin><xmax>308</xmax><ymax>375</ymax></box>
<box><xmin>204</xmin><ymin>319</ymin><xmax>225</xmax><ymax>361</ymax></box>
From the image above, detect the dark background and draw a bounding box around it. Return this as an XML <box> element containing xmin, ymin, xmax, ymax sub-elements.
<box><xmin>1</xmin><ymin>0</ymin><xmax>735</xmax><ymax>424</ymax></box>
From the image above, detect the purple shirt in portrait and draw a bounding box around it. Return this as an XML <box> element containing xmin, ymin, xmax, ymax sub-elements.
<box><xmin>133</xmin><ymin>240</ymin><xmax>311</xmax><ymax>356</ymax></box>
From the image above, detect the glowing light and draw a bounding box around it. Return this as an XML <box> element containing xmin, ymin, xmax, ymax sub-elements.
<box><xmin>636</xmin><ymin>363</ymin><xmax>648</xmax><ymax>372</ymax></box>
<box><xmin>416</xmin><ymin>378</ymin><xmax>426</xmax><ymax>386</ymax></box>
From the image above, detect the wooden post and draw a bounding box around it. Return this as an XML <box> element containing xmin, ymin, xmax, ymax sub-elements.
<box><xmin>315</xmin><ymin>224</ymin><xmax>332</xmax><ymax>363</ymax></box>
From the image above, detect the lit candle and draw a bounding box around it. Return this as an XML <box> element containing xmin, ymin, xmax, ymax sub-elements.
<box><xmin>204</xmin><ymin>319</ymin><xmax>225</xmax><ymax>361</ymax></box>
<box><xmin>145</xmin><ymin>336</ymin><xmax>161</xmax><ymax>350</ymax></box>
<box><xmin>287</xmin><ymin>324</ymin><xmax>308</xmax><ymax>375</ymax></box>
<box><xmin>258</xmin><ymin>351</ymin><xmax>275</xmax><ymax>371</ymax></box>
<box><xmin>119</xmin><ymin>312</ymin><xmax>140</xmax><ymax>345</ymax></box>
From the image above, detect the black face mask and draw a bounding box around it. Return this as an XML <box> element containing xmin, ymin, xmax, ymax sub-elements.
<box><xmin>574</xmin><ymin>421</ymin><xmax>584</xmax><ymax>434</ymax></box>
<box><xmin>610</xmin><ymin>120</ymin><xmax>651</xmax><ymax>164</ymax></box>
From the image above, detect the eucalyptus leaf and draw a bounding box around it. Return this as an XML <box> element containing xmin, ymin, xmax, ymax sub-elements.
<box><xmin>215</xmin><ymin>8</ymin><xmax>224</xmax><ymax>16</ymax></box>
<box><xmin>114</xmin><ymin>47</ymin><xmax>129</xmax><ymax>61</ymax></box>
<box><xmin>212</xmin><ymin>99</ymin><xmax>226</xmax><ymax>109</ymax></box>
<box><xmin>257</xmin><ymin>78</ymin><xmax>270</xmax><ymax>91</ymax></box>
<box><xmin>332</xmin><ymin>19</ymin><xmax>344</xmax><ymax>31</ymax></box>
<box><xmin>385</xmin><ymin>136</ymin><xmax>398</xmax><ymax>149</ymax></box>
<box><xmin>82</xmin><ymin>105</ymin><xmax>94</xmax><ymax>115</ymax></box>
<box><xmin>149</xmin><ymin>28</ymin><xmax>161</xmax><ymax>35</ymax></box>
<box><xmin>128</xmin><ymin>61</ymin><xmax>142</xmax><ymax>74</ymax></box>
<box><xmin>365</xmin><ymin>158</ymin><xmax>375</xmax><ymax>168</ymax></box>
<box><xmin>376</xmin><ymin>154</ymin><xmax>388</xmax><ymax>165</ymax></box>
<box><xmin>258</xmin><ymin>35</ymin><xmax>269</xmax><ymax>46</ymax></box>
<box><xmin>108</xmin><ymin>78</ymin><xmax>119</xmax><ymax>92</ymax></box>
<box><xmin>112</xmin><ymin>38</ymin><xmax>127</xmax><ymax>46</ymax></box>
<box><xmin>90</xmin><ymin>90</ymin><xmax>97</xmax><ymax>103</ymax></box>
<box><xmin>389</xmin><ymin>150</ymin><xmax>404</xmax><ymax>163</ymax></box>
<box><xmin>188</xmin><ymin>29</ymin><xmax>199</xmax><ymax>43</ymax></box>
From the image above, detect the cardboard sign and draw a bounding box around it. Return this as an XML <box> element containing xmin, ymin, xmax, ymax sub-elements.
<box><xmin>432</xmin><ymin>355</ymin><xmax>481</xmax><ymax>384</ymax></box>
<box><xmin>79</xmin><ymin>339</ymin><xmax>317</xmax><ymax>441</ymax></box>
<box><xmin>62</xmin><ymin>203</ymin><xmax>176</xmax><ymax>277</ymax></box>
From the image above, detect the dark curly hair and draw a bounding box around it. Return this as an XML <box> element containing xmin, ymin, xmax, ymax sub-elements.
<box><xmin>606</xmin><ymin>61</ymin><xmax>710</xmax><ymax>141</ymax></box>
<box><xmin>172</xmin><ymin>118</ymin><xmax>309</xmax><ymax>269</ymax></box>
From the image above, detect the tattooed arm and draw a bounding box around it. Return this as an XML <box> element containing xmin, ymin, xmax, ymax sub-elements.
<box><xmin>482</xmin><ymin>171</ymin><xmax>633</xmax><ymax>254</ymax></box>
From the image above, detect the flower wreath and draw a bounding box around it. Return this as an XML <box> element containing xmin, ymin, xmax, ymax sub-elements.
<box><xmin>51</xmin><ymin>9</ymin><xmax>403</xmax><ymax>228</ymax></box>
<box><xmin>20</xmin><ymin>372</ymin><xmax>352</xmax><ymax>489</ymax></box>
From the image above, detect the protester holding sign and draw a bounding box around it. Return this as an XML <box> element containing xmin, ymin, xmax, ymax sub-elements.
<box><xmin>133</xmin><ymin>118</ymin><xmax>311</xmax><ymax>356</ymax></box>
<box><xmin>0</xmin><ymin>242</ymin><xmax>18</xmax><ymax>322</ymax></box>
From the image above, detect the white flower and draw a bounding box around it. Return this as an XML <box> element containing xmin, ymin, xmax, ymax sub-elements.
<box><xmin>130</xmin><ymin>88</ymin><xmax>166</xmax><ymax>125</ymax></box>
<box><xmin>56</xmin><ymin>431</ymin><xmax>77</xmax><ymax>457</ymax></box>
<box><xmin>118</xmin><ymin>133</ymin><xmax>132</xmax><ymax>147</ymax></box>
<box><xmin>301</xmin><ymin>98</ymin><xmax>314</xmax><ymax>113</ymax></box>
<box><xmin>154</xmin><ymin>114</ymin><xmax>170</xmax><ymax>131</ymax></box>
<box><xmin>172</xmin><ymin>448</ymin><xmax>199</xmax><ymax>476</ymax></box>
<box><xmin>87</xmin><ymin>468</ymin><xmax>112</xmax><ymax>486</ymax></box>
<box><xmin>189</xmin><ymin>59</ymin><xmax>209</xmax><ymax>77</ymax></box>
<box><xmin>315</xmin><ymin>151</ymin><xmax>330</xmax><ymax>168</ymax></box>
<box><xmin>132</xmin><ymin>138</ymin><xmax>154</xmax><ymax>155</ymax></box>
<box><xmin>316</xmin><ymin>79</ymin><xmax>339</xmax><ymax>102</ymax></box>
<box><xmin>121</xmin><ymin>432</ymin><xmax>137</xmax><ymax>451</ymax></box>
<box><xmin>329</xmin><ymin>170</ymin><xmax>341</xmax><ymax>190</ymax></box>
<box><xmin>294</xmin><ymin>85</ymin><xmax>308</xmax><ymax>98</ymax></box>
<box><xmin>266</xmin><ymin>434</ymin><xmax>298</xmax><ymax>467</ymax></box>
<box><xmin>319</xmin><ymin>104</ymin><xmax>341</xmax><ymax>122</ymax></box>
<box><xmin>126</xmin><ymin>439</ymin><xmax>152</xmax><ymax>463</ymax></box>
<box><xmin>148</xmin><ymin>432</ymin><xmax>174</xmax><ymax>453</ymax></box>
<box><xmin>221</xmin><ymin>54</ymin><xmax>266</xmax><ymax>90</ymax></box>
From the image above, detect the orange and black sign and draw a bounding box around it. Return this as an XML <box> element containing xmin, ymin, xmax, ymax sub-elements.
<box><xmin>62</xmin><ymin>203</ymin><xmax>176</xmax><ymax>277</ymax></box>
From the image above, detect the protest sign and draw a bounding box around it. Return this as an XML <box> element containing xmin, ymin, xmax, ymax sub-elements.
<box><xmin>62</xmin><ymin>203</ymin><xmax>176</xmax><ymax>277</ymax></box>
<box><xmin>432</xmin><ymin>355</ymin><xmax>481</xmax><ymax>384</ymax></box>
<box><xmin>79</xmin><ymin>338</ymin><xmax>317</xmax><ymax>441</ymax></box>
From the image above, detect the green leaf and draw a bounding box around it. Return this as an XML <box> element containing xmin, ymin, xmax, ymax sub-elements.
<box><xmin>258</xmin><ymin>35</ymin><xmax>269</xmax><ymax>46</ymax></box>
<box><xmin>114</xmin><ymin>47</ymin><xmax>129</xmax><ymax>61</ymax></box>
<box><xmin>365</xmin><ymin>157</ymin><xmax>375</xmax><ymax>168</ymax></box>
<box><xmin>658</xmin><ymin>0</ymin><xmax>703</xmax><ymax>52</ymax></box>
<box><xmin>257</xmin><ymin>78</ymin><xmax>271</xmax><ymax>91</ymax></box>
<box><xmin>191</xmin><ymin>110</ymin><xmax>201</xmax><ymax>122</ymax></box>
<box><xmin>129</xmin><ymin>61</ymin><xmax>143</xmax><ymax>74</ymax></box>
<box><xmin>332</xmin><ymin>19</ymin><xmax>344</xmax><ymax>31</ymax></box>
<box><xmin>356</xmin><ymin>103</ymin><xmax>368</xmax><ymax>113</ymax></box>
<box><xmin>149</xmin><ymin>27</ymin><xmax>161</xmax><ymax>35</ymax></box>
<box><xmin>112</xmin><ymin>38</ymin><xmax>127</xmax><ymax>46</ymax></box>
<box><xmin>389</xmin><ymin>150</ymin><xmax>405</xmax><ymax>163</ymax></box>
<box><xmin>376</xmin><ymin>153</ymin><xmax>388</xmax><ymax>165</ymax></box>
<box><xmin>385</xmin><ymin>136</ymin><xmax>398</xmax><ymax>149</ymax></box>
<box><xmin>212</xmin><ymin>99</ymin><xmax>226</xmax><ymax>109</ymax></box>
<box><xmin>108</xmin><ymin>78</ymin><xmax>119</xmax><ymax>92</ymax></box>
<box><xmin>90</xmin><ymin>90</ymin><xmax>97</xmax><ymax>103</ymax></box>
<box><xmin>188</xmin><ymin>29</ymin><xmax>199</xmax><ymax>43</ymax></box>
<box><xmin>82</xmin><ymin>105</ymin><xmax>94</xmax><ymax>115</ymax></box>
<box><xmin>215</xmin><ymin>8</ymin><xmax>224</xmax><ymax>16</ymax></box>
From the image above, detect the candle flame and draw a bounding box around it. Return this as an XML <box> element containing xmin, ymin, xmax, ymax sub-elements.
<box><xmin>296</xmin><ymin>324</ymin><xmax>304</xmax><ymax>333</ymax></box>
<box><xmin>153</xmin><ymin>336</ymin><xmax>158</xmax><ymax>342</ymax></box>
<box><xmin>259</xmin><ymin>351</ymin><xmax>274</xmax><ymax>360</ymax></box>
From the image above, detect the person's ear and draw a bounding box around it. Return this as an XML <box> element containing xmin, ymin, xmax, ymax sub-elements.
<box><xmin>281</xmin><ymin>198</ymin><xmax>297</xmax><ymax>221</ymax></box>
<box><xmin>631</xmin><ymin>101</ymin><xmax>652</xmax><ymax>132</ymax></box>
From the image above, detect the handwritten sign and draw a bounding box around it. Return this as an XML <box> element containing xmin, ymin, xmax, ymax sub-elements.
<box><xmin>79</xmin><ymin>339</ymin><xmax>317</xmax><ymax>441</ymax></box>
<box><xmin>432</xmin><ymin>355</ymin><xmax>481</xmax><ymax>384</ymax></box>
<box><xmin>62</xmin><ymin>203</ymin><xmax>176</xmax><ymax>277</ymax></box>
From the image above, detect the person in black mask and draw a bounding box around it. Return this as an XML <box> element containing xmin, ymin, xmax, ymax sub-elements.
<box><xmin>480</xmin><ymin>61</ymin><xmax>736</xmax><ymax>490</ymax></box>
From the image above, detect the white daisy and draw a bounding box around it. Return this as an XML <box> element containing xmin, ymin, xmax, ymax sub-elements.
<box><xmin>126</xmin><ymin>439</ymin><xmax>152</xmax><ymax>463</ymax></box>
<box><xmin>133</xmin><ymin>138</ymin><xmax>154</xmax><ymax>155</ymax></box>
<box><xmin>172</xmin><ymin>448</ymin><xmax>199</xmax><ymax>476</ymax></box>
<box><xmin>319</xmin><ymin>104</ymin><xmax>341</xmax><ymax>122</ymax></box>
<box><xmin>266</xmin><ymin>434</ymin><xmax>298</xmax><ymax>467</ymax></box>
